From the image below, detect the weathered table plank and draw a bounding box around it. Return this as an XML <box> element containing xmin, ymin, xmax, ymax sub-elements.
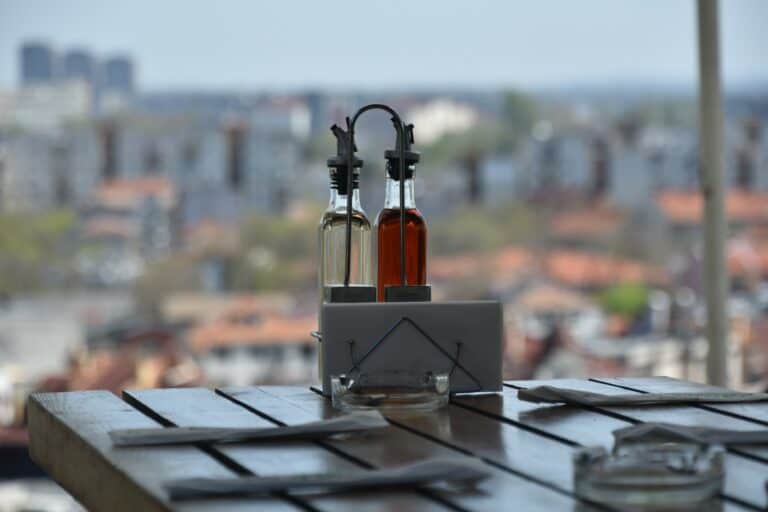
<box><xmin>503</xmin><ymin>379</ymin><xmax>768</xmax><ymax>510</ymax></box>
<box><xmin>30</xmin><ymin>379</ymin><xmax>767</xmax><ymax>512</ymax></box>
<box><xmin>593</xmin><ymin>376</ymin><xmax>768</xmax><ymax>426</ymax></box>
<box><xmin>464</xmin><ymin>384</ymin><xmax>759</xmax><ymax>510</ymax></box>
<box><xmin>219</xmin><ymin>386</ymin><xmax>600</xmax><ymax>512</ymax></box>
<box><xmin>27</xmin><ymin>391</ymin><xmax>300</xmax><ymax>512</ymax></box>
<box><xmin>508</xmin><ymin>378</ymin><xmax>768</xmax><ymax>466</ymax></box>
<box><xmin>540</xmin><ymin>379</ymin><xmax>768</xmax><ymax>464</ymax></box>
<box><xmin>126</xmin><ymin>387</ymin><xmax>447</xmax><ymax>512</ymax></box>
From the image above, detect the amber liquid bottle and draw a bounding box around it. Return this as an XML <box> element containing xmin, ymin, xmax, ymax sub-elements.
<box><xmin>376</xmin><ymin>161</ymin><xmax>427</xmax><ymax>301</ymax></box>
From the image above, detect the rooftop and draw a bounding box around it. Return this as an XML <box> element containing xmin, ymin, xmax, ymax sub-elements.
<box><xmin>657</xmin><ymin>190</ymin><xmax>768</xmax><ymax>225</ymax></box>
<box><xmin>549</xmin><ymin>206</ymin><xmax>625</xmax><ymax>239</ymax></box>
<box><xmin>92</xmin><ymin>177</ymin><xmax>176</xmax><ymax>210</ymax></box>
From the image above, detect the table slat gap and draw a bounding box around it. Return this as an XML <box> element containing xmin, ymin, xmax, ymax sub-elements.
<box><xmin>28</xmin><ymin>391</ymin><xmax>302</xmax><ymax>512</ymax></box>
<box><xmin>589</xmin><ymin>377</ymin><xmax>768</xmax><ymax>428</ymax></box>
<box><xmin>504</xmin><ymin>380</ymin><xmax>768</xmax><ymax>464</ymax></box>
<box><xmin>219</xmin><ymin>386</ymin><xmax>609</xmax><ymax>511</ymax></box>
<box><xmin>215</xmin><ymin>389</ymin><xmax>377</xmax><ymax>471</ymax></box>
<box><xmin>381</xmin><ymin>414</ymin><xmax>617</xmax><ymax>511</ymax></box>
<box><xmin>122</xmin><ymin>390</ymin><xmax>327</xmax><ymax>512</ymax></box>
<box><xmin>127</xmin><ymin>387</ymin><xmax>451</xmax><ymax>512</ymax></box>
<box><xmin>498</xmin><ymin>379</ymin><xmax>768</xmax><ymax>509</ymax></box>
<box><xmin>215</xmin><ymin>387</ymin><xmax>473</xmax><ymax>512</ymax></box>
<box><xmin>504</xmin><ymin>379</ymin><xmax>768</xmax><ymax>464</ymax></box>
<box><xmin>583</xmin><ymin>378</ymin><xmax>768</xmax><ymax>467</ymax></box>
<box><xmin>122</xmin><ymin>391</ymin><xmax>262</xmax><ymax>478</ymax></box>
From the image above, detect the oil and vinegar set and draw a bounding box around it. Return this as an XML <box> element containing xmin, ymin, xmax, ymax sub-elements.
<box><xmin>316</xmin><ymin>104</ymin><xmax>502</xmax><ymax>409</ymax></box>
<box><xmin>319</xmin><ymin>104</ymin><xmax>428</xmax><ymax>304</ymax></box>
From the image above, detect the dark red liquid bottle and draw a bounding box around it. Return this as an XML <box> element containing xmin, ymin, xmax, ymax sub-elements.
<box><xmin>376</xmin><ymin>161</ymin><xmax>427</xmax><ymax>301</ymax></box>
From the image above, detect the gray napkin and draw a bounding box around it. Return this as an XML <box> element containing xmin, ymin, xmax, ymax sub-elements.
<box><xmin>110</xmin><ymin>410</ymin><xmax>388</xmax><ymax>446</ymax></box>
<box><xmin>517</xmin><ymin>385</ymin><xmax>768</xmax><ymax>406</ymax></box>
<box><xmin>165</xmin><ymin>458</ymin><xmax>491</xmax><ymax>500</ymax></box>
<box><xmin>613</xmin><ymin>422</ymin><xmax>768</xmax><ymax>445</ymax></box>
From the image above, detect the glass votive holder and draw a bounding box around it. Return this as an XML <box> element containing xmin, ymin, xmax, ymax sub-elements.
<box><xmin>331</xmin><ymin>370</ymin><xmax>449</xmax><ymax>413</ymax></box>
<box><xmin>573</xmin><ymin>440</ymin><xmax>724</xmax><ymax>510</ymax></box>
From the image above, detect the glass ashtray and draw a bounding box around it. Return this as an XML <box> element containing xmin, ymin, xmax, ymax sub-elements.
<box><xmin>573</xmin><ymin>441</ymin><xmax>724</xmax><ymax>509</ymax></box>
<box><xmin>331</xmin><ymin>370</ymin><xmax>449</xmax><ymax>413</ymax></box>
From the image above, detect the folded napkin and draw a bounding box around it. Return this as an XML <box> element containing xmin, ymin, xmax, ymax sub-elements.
<box><xmin>613</xmin><ymin>422</ymin><xmax>768</xmax><ymax>446</ymax></box>
<box><xmin>110</xmin><ymin>410</ymin><xmax>388</xmax><ymax>447</ymax></box>
<box><xmin>165</xmin><ymin>458</ymin><xmax>491</xmax><ymax>500</ymax></box>
<box><xmin>517</xmin><ymin>385</ymin><xmax>768</xmax><ymax>407</ymax></box>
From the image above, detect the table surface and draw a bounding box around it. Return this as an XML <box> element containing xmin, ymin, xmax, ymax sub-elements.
<box><xmin>27</xmin><ymin>377</ymin><xmax>768</xmax><ymax>512</ymax></box>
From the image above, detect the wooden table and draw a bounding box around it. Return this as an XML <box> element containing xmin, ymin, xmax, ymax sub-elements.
<box><xmin>27</xmin><ymin>377</ymin><xmax>768</xmax><ymax>511</ymax></box>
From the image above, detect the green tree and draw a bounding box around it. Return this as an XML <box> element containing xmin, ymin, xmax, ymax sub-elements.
<box><xmin>429</xmin><ymin>201</ymin><xmax>542</xmax><ymax>256</ymax></box>
<box><xmin>232</xmin><ymin>210</ymin><xmax>321</xmax><ymax>291</ymax></box>
<box><xmin>501</xmin><ymin>89</ymin><xmax>537</xmax><ymax>138</ymax></box>
<box><xmin>133</xmin><ymin>254</ymin><xmax>203</xmax><ymax>319</ymax></box>
<box><xmin>0</xmin><ymin>209</ymin><xmax>76</xmax><ymax>294</ymax></box>
<box><xmin>599</xmin><ymin>282</ymin><xmax>649</xmax><ymax>317</ymax></box>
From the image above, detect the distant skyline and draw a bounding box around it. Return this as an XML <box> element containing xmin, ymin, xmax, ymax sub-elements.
<box><xmin>0</xmin><ymin>0</ymin><xmax>766</xmax><ymax>91</ymax></box>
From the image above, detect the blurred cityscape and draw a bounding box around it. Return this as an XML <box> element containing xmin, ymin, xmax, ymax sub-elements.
<box><xmin>0</xmin><ymin>35</ymin><xmax>767</xmax><ymax>509</ymax></box>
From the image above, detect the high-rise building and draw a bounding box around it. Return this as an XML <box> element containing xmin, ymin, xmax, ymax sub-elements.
<box><xmin>19</xmin><ymin>42</ymin><xmax>56</xmax><ymax>85</ymax></box>
<box><xmin>63</xmin><ymin>49</ymin><xmax>96</xmax><ymax>84</ymax></box>
<box><xmin>102</xmin><ymin>56</ymin><xmax>134</xmax><ymax>94</ymax></box>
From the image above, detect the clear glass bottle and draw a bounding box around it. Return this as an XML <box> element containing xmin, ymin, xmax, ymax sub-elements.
<box><xmin>318</xmin><ymin>166</ymin><xmax>373</xmax><ymax>300</ymax></box>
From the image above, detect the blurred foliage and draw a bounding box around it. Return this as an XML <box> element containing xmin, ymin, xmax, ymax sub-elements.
<box><xmin>0</xmin><ymin>209</ymin><xmax>75</xmax><ymax>294</ymax></box>
<box><xmin>430</xmin><ymin>207</ymin><xmax>504</xmax><ymax>254</ymax></box>
<box><xmin>239</xmin><ymin>212</ymin><xmax>317</xmax><ymax>262</ymax></box>
<box><xmin>232</xmin><ymin>258</ymin><xmax>313</xmax><ymax>292</ymax></box>
<box><xmin>134</xmin><ymin>254</ymin><xmax>202</xmax><ymax>319</ymax></box>
<box><xmin>429</xmin><ymin>201</ymin><xmax>542</xmax><ymax>255</ymax></box>
<box><xmin>598</xmin><ymin>282</ymin><xmax>649</xmax><ymax>317</ymax></box>
<box><xmin>632</xmin><ymin>99</ymin><xmax>695</xmax><ymax>128</ymax></box>
<box><xmin>231</xmin><ymin>211</ymin><xmax>319</xmax><ymax>291</ymax></box>
<box><xmin>422</xmin><ymin>90</ymin><xmax>537</xmax><ymax>167</ymax></box>
<box><xmin>303</xmin><ymin>131</ymin><xmax>336</xmax><ymax>162</ymax></box>
<box><xmin>501</xmin><ymin>89</ymin><xmax>538</xmax><ymax>137</ymax></box>
<box><xmin>421</xmin><ymin>122</ymin><xmax>508</xmax><ymax>167</ymax></box>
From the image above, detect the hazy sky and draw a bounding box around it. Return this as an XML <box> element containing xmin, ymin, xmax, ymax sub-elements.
<box><xmin>0</xmin><ymin>0</ymin><xmax>765</xmax><ymax>90</ymax></box>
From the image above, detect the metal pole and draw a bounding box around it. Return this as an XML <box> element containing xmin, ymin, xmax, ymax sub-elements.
<box><xmin>697</xmin><ymin>0</ymin><xmax>729</xmax><ymax>386</ymax></box>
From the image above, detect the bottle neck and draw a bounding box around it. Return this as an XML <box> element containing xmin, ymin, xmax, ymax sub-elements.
<box><xmin>384</xmin><ymin>177</ymin><xmax>416</xmax><ymax>209</ymax></box>
<box><xmin>329</xmin><ymin>188</ymin><xmax>363</xmax><ymax>211</ymax></box>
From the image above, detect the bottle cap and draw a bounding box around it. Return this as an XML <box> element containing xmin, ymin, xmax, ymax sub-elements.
<box><xmin>385</xmin><ymin>123</ymin><xmax>420</xmax><ymax>180</ymax></box>
<box><xmin>327</xmin><ymin>124</ymin><xmax>363</xmax><ymax>194</ymax></box>
<box><xmin>327</xmin><ymin>124</ymin><xmax>363</xmax><ymax>168</ymax></box>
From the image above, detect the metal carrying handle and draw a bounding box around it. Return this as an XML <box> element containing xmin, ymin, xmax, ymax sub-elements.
<box><xmin>343</xmin><ymin>104</ymin><xmax>408</xmax><ymax>288</ymax></box>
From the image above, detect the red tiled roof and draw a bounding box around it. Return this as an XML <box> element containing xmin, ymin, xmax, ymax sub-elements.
<box><xmin>183</xmin><ymin>218</ymin><xmax>240</xmax><ymax>253</ymax></box>
<box><xmin>55</xmin><ymin>330</ymin><xmax>204</xmax><ymax>394</ymax></box>
<box><xmin>514</xmin><ymin>284</ymin><xmax>592</xmax><ymax>312</ymax></box>
<box><xmin>433</xmin><ymin>246</ymin><xmax>664</xmax><ymax>288</ymax></box>
<box><xmin>189</xmin><ymin>314</ymin><xmax>314</xmax><ymax>352</ymax></box>
<box><xmin>657</xmin><ymin>190</ymin><xmax>768</xmax><ymax>225</ymax></box>
<box><xmin>430</xmin><ymin>247</ymin><xmax>535</xmax><ymax>282</ymax></box>
<box><xmin>83</xmin><ymin>216</ymin><xmax>136</xmax><ymax>238</ymax></box>
<box><xmin>94</xmin><ymin>177</ymin><xmax>175</xmax><ymax>209</ymax></box>
<box><xmin>545</xmin><ymin>249</ymin><xmax>666</xmax><ymax>287</ymax></box>
<box><xmin>728</xmin><ymin>237</ymin><xmax>768</xmax><ymax>277</ymax></box>
<box><xmin>493</xmin><ymin>247</ymin><xmax>535</xmax><ymax>273</ymax></box>
<box><xmin>550</xmin><ymin>207</ymin><xmax>625</xmax><ymax>238</ymax></box>
<box><xmin>430</xmin><ymin>253</ymin><xmax>484</xmax><ymax>281</ymax></box>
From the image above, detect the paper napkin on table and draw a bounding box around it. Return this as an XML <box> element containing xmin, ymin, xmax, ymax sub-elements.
<box><xmin>517</xmin><ymin>385</ymin><xmax>768</xmax><ymax>407</ymax></box>
<box><xmin>612</xmin><ymin>422</ymin><xmax>768</xmax><ymax>445</ymax></box>
<box><xmin>165</xmin><ymin>458</ymin><xmax>491</xmax><ymax>500</ymax></box>
<box><xmin>110</xmin><ymin>410</ymin><xmax>388</xmax><ymax>446</ymax></box>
